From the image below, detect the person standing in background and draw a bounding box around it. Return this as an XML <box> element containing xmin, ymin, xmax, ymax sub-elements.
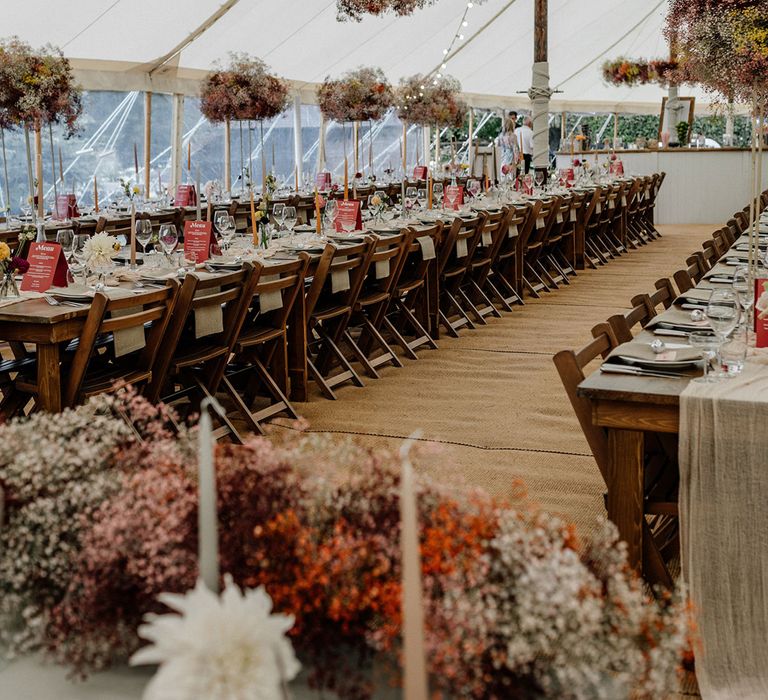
<box><xmin>497</xmin><ymin>110</ymin><xmax>519</xmax><ymax>173</ymax></box>
<box><xmin>515</xmin><ymin>116</ymin><xmax>534</xmax><ymax>174</ymax></box>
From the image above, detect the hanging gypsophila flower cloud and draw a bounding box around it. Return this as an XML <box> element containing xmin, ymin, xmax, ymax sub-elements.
<box><xmin>336</xmin><ymin>0</ymin><xmax>486</xmax><ymax>22</ymax></box>
<box><xmin>200</xmin><ymin>52</ymin><xmax>289</xmax><ymax>123</ymax></box>
<box><xmin>0</xmin><ymin>36</ymin><xmax>81</xmax><ymax>134</ymax></box>
<box><xmin>316</xmin><ymin>66</ymin><xmax>395</xmax><ymax>122</ymax></box>
<box><xmin>664</xmin><ymin>0</ymin><xmax>768</xmax><ymax>103</ymax></box>
<box><xmin>397</xmin><ymin>74</ymin><xmax>466</xmax><ymax>127</ymax></box>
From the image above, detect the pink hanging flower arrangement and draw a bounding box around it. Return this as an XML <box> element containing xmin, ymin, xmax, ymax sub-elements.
<box><xmin>397</xmin><ymin>74</ymin><xmax>467</xmax><ymax>127</ymax></box>
<box><xmin>0</xmin><ymin>37</ymin><xmax>82</xmax><ymax>134</ymax></box>
<box><xmin>316</xmin><ymin>66</ymin><xmax>394</xmax><ymax>122</ymax></box>
<box><xmin>200</xmin><ymin>53</ymin><xmax>289</xmax><ymax>123</ymax></box>
<box><xmin>601</xmin><ymin>57</ymin><xmax>679</xmax><ymax>87</ymax></box>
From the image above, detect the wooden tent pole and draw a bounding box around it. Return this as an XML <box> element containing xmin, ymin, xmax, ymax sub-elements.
<box><xmin>144</xmin><ymin>91</ymin><xmax>152</xmax><ymax>197</ymax></box>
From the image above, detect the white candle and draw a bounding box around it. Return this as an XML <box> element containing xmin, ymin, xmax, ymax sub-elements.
<box><xmin>198</xmin><ymin>398</ymin><xmax>220</xmax><ymax>593</ymax></box>
<box><xmin>196</xmin><ymin>167</ymin><xmax>202</xmax><ymax>220</ymax></box>
<box><xmin>400</xmin><ymin>433</ymin><xmax>428</xmax><ymax>700</ymax></box>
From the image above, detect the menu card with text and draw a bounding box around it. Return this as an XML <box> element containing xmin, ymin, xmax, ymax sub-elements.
<box><xmin>756</xmin><ymin>278</ymin><xmax>768</xmax><ymax>347</ymax></box>
<box><xmin>443</xmin><ymin>185</ymin><xmax>464</xmax><ymax>210</ymax></box>
<box><xmin>183</xmin><ymin>220</ymin><xmax>214</xmax><ymax>263</ymax></box>
<box><xmin>20</xmin><ymin>242</ymin><xmax>69</xmax><ymax>292</ymax></box>
<box><xmin>174</xmin><ymin>184</ymin><xmax>197</xmax><ymax>207</ymax></box>
<box><xmin>316</xmin><ymin>172</ymin><xmax>332</xmax><ymax>190</ymax></box>
<box><xmin>53</xmin><ymin>194</ymin><xmax>80</xmax><ymax>221</ymax></box>
<box><xmin>334</xmin><ymin>200</ymin><xmax>362</xmax><ymax>232</ymax></box>
<box><xmin>413</xmin><ymin>166</ymin><xmax>428</xmax><ymax>181</ymax></box>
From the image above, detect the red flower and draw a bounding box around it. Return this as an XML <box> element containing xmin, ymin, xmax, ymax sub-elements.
<box><xmin>501</xmin><ymin>164</ymin><xmax>510</xmax><ymax>175</ymax></box>
<box><xmin>573</xmin><ymin>159</ymin><xmax>581</xmax><ymax>167</ymax></box>
<box><xmin>11</xmin><ymin>256</ymin><xmax>29</xmax><ymax>274</ymax></box>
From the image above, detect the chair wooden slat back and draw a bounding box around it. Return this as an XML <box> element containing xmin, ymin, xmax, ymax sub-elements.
<box><xmin>553</xmin><ymin>323</ymin><xmax>619</xmax><ymax>484</ymax></box>
<box><xmin>145</xmin><ymin>264</ymin><xmax>256</xmax><ymax>403</ymax></box>
<box><xmin>437</xmin><ymin>214</ymin><xmax>483</xmax><ymax>278</ymax></box>
<box><xmin>608</xmin><ymin>295</ymin><xmax>655</xmax><ymax>344</ymax></box>
<box><xmin>392</xmin><ymin>223</ymin><xmax>442</xmax><ymax>294</ymax></box>
<box><xmin>495</xmin><ymin>203</ymin><xmax>531</xmax><ymax>262</ymax></box>
<box><xmin>244</xmin><ymin>254</ymin><xmax>311</xmax><ymax>333</ymax></box>
<box><xmin>357</xmin><ymin>233</ymin><xmax>408</xmax><ymax>302</ymax></box>
<box><xmin>64</xmin><ymin>282</ymin><xmax>179</xmax><ymax>407</ymax></box>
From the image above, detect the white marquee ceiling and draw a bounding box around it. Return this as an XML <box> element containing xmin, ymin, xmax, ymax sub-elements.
<box><xmin>8</xmin><ymin>0</ymin><xmax>722</xmax><ymax>114</ymax></box>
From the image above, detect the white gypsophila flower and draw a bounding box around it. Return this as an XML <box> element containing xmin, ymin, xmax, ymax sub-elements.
<box><xmin>131</xmin><ymin>576</ymin><xmax>300</xmax><ymax>700</ymax></box>
<box><xmin>83</xmin><ymin>231</ymin><xmax>120</xmax><ymax>268</ymax></box>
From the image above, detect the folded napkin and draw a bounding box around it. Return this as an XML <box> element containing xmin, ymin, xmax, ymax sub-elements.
<box><xmin>0</xmin><ymin>290</ymin><xmax>45</xmax><ymax>309</ymax></box>
<box><xmin>647</xmin><ymin>307</ymin><xmax>712</xmax><ymax>331</ymax></box>
<box><xmin>676</xmin><ymin>287</ymin><xmax>713</xmax><ymax>304</ymax></box>
<box><xmin>194</xmin><ymin>286</ymin><xmax>224</xmax><ymax>338</ymax></box>
<box><xmin>608</xmin><ymin>341</ymin><xmax>701</xmax><ymax>363</ymax></box>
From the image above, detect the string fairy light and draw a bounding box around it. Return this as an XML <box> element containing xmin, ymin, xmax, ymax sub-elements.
<box><xmin>427</xmin><ymin>1</ymin><xmax>484</xmax><ymax>81</ymax></box>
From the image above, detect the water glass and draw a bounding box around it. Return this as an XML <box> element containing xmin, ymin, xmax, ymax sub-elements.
<box><xmin>56</xmin><ymin>229</ymin><xmax>74</xmax><ymax>260</ymax></box>
<box><xmin>707</xmin><ymin>289</ymin><xmax>740</xmax><ymax>377</ymax></box>
<box><xmin>720</xmin><ymin>329</ymin><xmax>747</xmax><ymax>377</ymax></box>
<box><xmin>689</xmin><ymin>330</ymin><xmax>719</xmax><ymax>383</ymax></box>
<box><xmin>283</xmin><ymin>206</ymin><xmax>297</xmax><ymax>241</ymax></box>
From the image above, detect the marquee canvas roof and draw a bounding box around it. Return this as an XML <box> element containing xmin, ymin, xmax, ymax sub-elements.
<box><xmin>10</xmin><ymin>0</ymin><xmax>721</xmax><ymax>114</ymax></box>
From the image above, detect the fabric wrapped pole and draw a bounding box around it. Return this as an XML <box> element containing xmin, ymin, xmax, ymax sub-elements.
<box><xmin>530</xmin><ymin>61</ymin><xmax>551</xmax><ymax>171</ymax></box>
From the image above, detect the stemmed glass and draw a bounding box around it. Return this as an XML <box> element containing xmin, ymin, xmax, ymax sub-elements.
<box><xmin>445</xmin><ymin>187</ymin><xmax>458</xmax><ymax>211</ymax></box>
<box><xmin>218</xmin><ymin>215</ymin><xmax>236</xmax><ymax>253</ymax></box>
<box><xmin>56</xmin><ymin>229</ymin><xmax>74</xmax><ymax>262</ymax></box>
<box><xmin>213</xmin><ymin>210</ymin><xmax>229</xmax><ymax>237</ymax></box>
<box><xmin>159</xmin><ymin>224</ymin><xmax>178</xmax><ymax>263</ymax></box>
<box><xmin>534</xmin><ymin>169</ymin><xmax>546</xmax><ymax>191</ymax></box>
<box><xmin>433</xmin><ymin>182</ymin><xmax>444</xmax><ymax>210</ymax></box>
<box><xmin>405</xmin><ymin>187</ymin><xmax>418</xmax><ymax>214</ymax></box>
<box><xmin>467</xmin><ymin>179</ymin><xmax>481</xmax><ymax>200</ymax></box>
<box><xmin>135</xmin><ymin>219</ymin><xmax>153</xmax><ymax>258</ymax></box>
<box><xmin>283</xmin><ymin>206</ymin><xmax>297</xmax><ymax>242</ymax></box>
<box><xmin>273</xmin><ymin>203</ymin><xmax>286</xmax><ymax>231</ymax></box>
<box><xmin>732</xmin><ymin>265</ymin><xmax>754</xmax><ymax>331</ymax></box>
<box><xmin>417</xmin><ymin>188</ymin><xmax>427</xmax><ymax>211</ymax></box>
<box><xmin>706</xmin><ymin>288</ymin><xmax>740</xmax><ymax>378</ymax></box>
<box><xmin>324</xmin><ymin>199</ymin><xmax>338</xmax><ymax>234</ymax></box>
<box><xmin>71</xmin><ymin>234</ymin><xmax>89</xmax><ymax>286</ymax></box>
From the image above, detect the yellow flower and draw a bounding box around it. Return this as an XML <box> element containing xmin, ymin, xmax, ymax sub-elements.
<box><xmin>371</xmin><ymin>194</ymin><xmax>382</xmax><ymax>207</ymax></box>
<box><xmin>0</xmin><ymin>242</ymin><xmax>11</xmax><ymax>262</ymax></box>
<box><xmin>255</xmin><ymin>210</ymin><xmax>265</xmax><ymax>221</ymax></box>
<box><xmin>132</xmin><ymin>186</ymin><xmax>140</xmax><ymax>195</ymax></box>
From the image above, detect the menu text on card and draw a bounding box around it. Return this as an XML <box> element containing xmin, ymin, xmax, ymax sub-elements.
<box><xmin>20</xmin><ymin>242</ymin><xmax>69</xmax><ymax>292</ymax></box>
<box><xmin>334</xmin><ymin>200</ymin><xmax>362</xmax><ymax>232</ymax></box>
<box><xmin>183</xmin><ymin>220</ymin><xmax>214</xmax><ymax>263</ymax></box>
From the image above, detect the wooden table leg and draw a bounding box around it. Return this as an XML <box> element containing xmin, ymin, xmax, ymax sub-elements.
<box><xmin>607</xmin><ymin>428</ymin><xmax>644</xmax><ymax>571</ymax></box>
<box><xmin>36</xmin><ymin>342</ymin><xmax>62</xmax><ymax>412</ymax></box>
<box><xmin>287</xmin><ymin>292</ymin><xmax>308</xmax><ymax>402</ymax></box>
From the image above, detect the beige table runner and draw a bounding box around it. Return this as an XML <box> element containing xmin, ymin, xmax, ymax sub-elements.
<box><xmin>679</xmin><ymin>366</ymin><xmax>768</xmax><ymax>699</ymax></box>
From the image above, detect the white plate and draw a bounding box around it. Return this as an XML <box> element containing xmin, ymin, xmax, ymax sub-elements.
<box><xmin>617</xmin><ymin>355</ymin><xmax>701</xmax><ymax>370</ymax></box>
<box><xmin>49</xmin><ymin>287</ymin><xmax>93</xmax><ymax>301</ymax></box>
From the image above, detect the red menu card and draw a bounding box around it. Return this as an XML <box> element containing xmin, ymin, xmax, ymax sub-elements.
<box><xmin>53</xmin><ymin>194</ymin><xmax>80</xmax><ymax>221</ymax></box>
<box><xmin>413</xmin><ymin>166</ymin><xmax>428</xmax><ymax>181</ymax></box>
<box><xmin>183</xmin><ymin>220</ymin><xmax>214</xmax><ymax>263</ymax></box>
<box><xmin>443</xmin><ymin>185</ymin><xmax>464</xmax><ymax>211</ymax></box>
<box><xmin>755</xmin><ymin>279</ymin><xmax>768</xmax><ymax>347</ymax></box>
<box><xmin>334</xmin><ymin>200</ymin><xmax>362</xmax><ymax>232</ymax></box>
<box><xmin>20</xmin><ymin>242</ymin><xmax>69</xmax><ymax>292</ymax></box>
<box><xmin>316</xmin><ymin>172</ymin><xmax>332</xmax><ymax>190</ymax></box>
<box><xmin>174</xmin><ymin>184</ymin><xmax>197</xmax><ymax>207</ymax></box>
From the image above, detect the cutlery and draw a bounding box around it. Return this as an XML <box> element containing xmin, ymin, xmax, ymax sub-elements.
<box><xmin>600</xmin><ymin>363</ymin><xmax>691</xmax><ymax>378</ymax></box>
<box><xmin>44</xmin><ymin>295</ymin><xmax>88</xmax><ymax>308</ymax></box>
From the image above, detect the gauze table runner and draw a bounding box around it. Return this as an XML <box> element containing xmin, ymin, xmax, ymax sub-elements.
<box><xmin>679</xmin><ymin>365</ymin><xmax>768</xmax><ymax>699</ymax></box>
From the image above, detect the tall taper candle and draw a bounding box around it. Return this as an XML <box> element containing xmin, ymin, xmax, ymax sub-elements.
<box><xmin>187</xmin><ymin>141</ymin><xmax>191</xmax><ymax>173</ymax></box>
<box><xmin>94</xmin><ymin>176</ymin><xmax>99</xmax><ymax>213</ymax></box>
<box><xmin>134</xmin><ymin>143</ymin><xmax>139</xmax><ymax>179</ymax></box>
<box><xmin>344</xmin><ymin>154</ymin><xmax>349</xmax><ymax>201</ymax></box>
<box><xmin>58</xmin><ymin>145</ymin><xmax>64</xmax><ymax>183</ymax></box>
<box><xmin>130</xmin><ymin>201</ymin><xmax>136</xmax><ymax>269</ymax></box>
<box><xmin>427</xmin><ymin>174</ymin><xmax>432</xmax><ymax>210</ymax></box>
<box><xmin>315</xmin><ymin>187</ymin><xmax>322</xmax><ymax>235</ymax></box>
<box><xmin>250</xmin><ymin>188</ymin><xmax>258</xmax><ymax>245</ymax></box>
<box><xmin>272</xmin><ymin>141</ymin><xmax>275</xmax><ymax>172</ymax></box>
<box><xmin>295</xmin><ymin>166</ymin><xmax>299</xmax><ymax>194</ymax></box>
<box><xmin>400</xmin><ymin>434</ymin><xmax>428</xmax><ymax>700</ymax></box>
<box><xmin>195</xmin><ymin>167</ymin><xmax>201</xmax><ymax>220</ymax></box>
<box><xmin>198</xmin><ymin>399</ymin><xmax>220</xmax><ymax>594</ymax></box>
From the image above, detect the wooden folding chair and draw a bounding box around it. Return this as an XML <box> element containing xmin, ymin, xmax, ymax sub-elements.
<box><xmin>382</xmin><ymin>224</ymin><xmax>441</xmax><ymax>358</ymax></box>
<box><xmin>348</xmin><ymin>232</ymin><xmax>409</xmax><ymax>375</ymax></box>
<box><xmin>553</xmin><ymin>326</ymin><xmax>677</xmax><ymax>588</ymax></box>
<box><xmin>491</xmin><ymin>202</ymin><xmax>535</xmax><ymax>306</ymax></box>
<box><xmin>145</xmin><ymin>264</ymin><xmax>257</xmax><ymax>441</ymax></box>
<box><xmin>220</xmin><ymin>255</ymin><xmax>310</xmax><ymax>433</ymax></box>
<box><xmin>461</xmin><ymin>207</ymin><xmax>510</xmax><ymax>320</ymax></box>
<box><xmin>608</xmin><ymin>295</ymin><xmax>657</xmax><ymax>344</ymax></box>
<box><xmin>304</xmin><ymin>239</ymin><xmax>376</xmax><ymax>399</ymax></box>
<box><xmin>437</xmin><ymin>214</ymin><xmax>485</xmax><ymax>334</ymax></box>
<box><xmin>522</xmin><ymin>198</ymin><xmax>559</xmax><ymax>294</ymax></box>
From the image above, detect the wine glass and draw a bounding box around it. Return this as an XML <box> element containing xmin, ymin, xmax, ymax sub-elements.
<box><xmin>417</xmin><ymin>189</ymin><xmax>427</xmax><ymax>211</ymax></box>
<box><xmin>706</xmin><ymin>289</ymin><xmax>740</xmax><ymax>378</ymax></box>
<box><xmin>56</xmin><ymin>228</ymin><xmax>74</xmax><ymax>261</ymax></box>
<box><xmin>273</xmin><ymin>203</ymin><xmax>286</xmax><ymax>230</ymax></box>
<box><xmin>283</xmin><ymin>206</ymin><xmax>297</xmax><ymax>241</ymax></box>
<box><xmin>19</xmin><ymin>195</ymin><xmax>32</xmax><ymax>220</ymax></box>
<box><xmin>159</xmin><ymin>224</ymin><xmax>178</xmax><ymax>262</ymax></box>
<box><xmin>71</xmin><ymin>234</ymin><xmax>89</xmax><ymax>285</ymax></box>
<box><xmin>135</xmin><ymin>219</ymin><xmax>153</xmax><ymax>257</ymax></box>
<box><xmin>405</xmin><ymin>187</ymin><xmax>418</xmax><ymax>212</ymax></box>
<box><xmin>689</xmin><ymin>330</ymin><xmax>720</xmax><ymax>383</ymax></box>
<box><xmin>534</xmin><ymin>169</ymin><xmax>545</xmax><ymax>191</ymax></box>
<box><xmin>445</xmin><ymin>187</ymin><xmax>458</xmax><ymax>211</ymax></box>
<box><xmin>732</xmin><ymin>265</ymin><xmax>754</xmax><ymax>328</ymax></box>
<box><xmin>467</xmin><ymin>179</ymin><xmax>481</xmax><ymax>199</ymax></box>
<box><xmin>219</xmin><ymin>215</ymin><xmax>237</xmax><ymax>253</ymax></box>
<box><xmin>213</xmin><ymin>210</ymin><xmax>229</xmax><ymax>236</ymax></box>
<box><xmin>324</xmin><ymin>199</ymin><xmax>338</xmax><ymax>233</ymax></box>
<box><xmin>432</xmin><ymin>182</ymin><xmax>444</xmax><ymax>210</ymax></box>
